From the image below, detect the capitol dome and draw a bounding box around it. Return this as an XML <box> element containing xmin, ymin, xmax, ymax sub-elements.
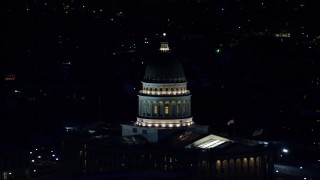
<box><xmin>143</xmin><ymin>53</ymin><xmax>187</xmax><ymax>83</ymax></box>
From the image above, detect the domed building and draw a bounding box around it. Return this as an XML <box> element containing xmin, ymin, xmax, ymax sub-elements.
<box><xmin>61</xmin><ymin>34</ymin><xmax>275</xmax><ymax>180</ymax></box>
<box><xmin>121</xmin><ymin>34</ymin><xmax>208</xmax><ymax>142</ymax></box>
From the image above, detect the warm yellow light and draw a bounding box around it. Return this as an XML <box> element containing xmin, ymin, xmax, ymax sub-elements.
<box><xmin>165</xmin><ymin>105</ymin><xmax>169</xmax><ymax>114</ymax></box>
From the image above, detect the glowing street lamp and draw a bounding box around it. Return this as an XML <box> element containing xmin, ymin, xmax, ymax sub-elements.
<box><xmin>282</xmin><ymin>148</ymin><xmax>289</xmax><ymax>153</ymax></box>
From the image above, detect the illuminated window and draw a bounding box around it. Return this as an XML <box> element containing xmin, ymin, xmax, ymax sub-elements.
<box><xmin>4</xmin><ymin>75</ymin><xmax>15</xmax><ymax>81</ymax></box>
<box><xmin>154</xmin><ymin>106</ymin><xmax>158</xmax><ymax>114</ymax></box>
<box><xmin>165</xmin><ymin>105</ymin><xmax>169</xmax><ymax>114</ymax></box>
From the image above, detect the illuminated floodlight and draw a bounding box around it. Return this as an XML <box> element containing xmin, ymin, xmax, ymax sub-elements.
<box><xmin>282</xmin><ymin>148</ymin><xmax>289</xmax><ymax>153</ymax></box>
<box><xmin>275</xmin><ymin>170</ymin><xmax>279</xmax><ymax>173</ymax></box>
<box><xmin>300</xmin><ymin>166</ymin><xmax>303</xmax><ymax>169</ymax></box>
<box><xmin>56</xmin><ymin>158</ymin><xmax>59</xmax><ymax>161</ymax></box>
<box><xmin>163</xmin><ymin>33</ymin><xmax>166</xmax><ymax>36</ymax></box>
<box><xmin>31</xmin><ymin>159</ymin><xmax>35</xmax><ymax>163</ymax></box>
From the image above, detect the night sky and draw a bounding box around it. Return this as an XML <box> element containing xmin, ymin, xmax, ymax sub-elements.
<box><xmin>1</xmin><ymin>0</ymin><xmax>320</xmax><ymax>148</ymax></box>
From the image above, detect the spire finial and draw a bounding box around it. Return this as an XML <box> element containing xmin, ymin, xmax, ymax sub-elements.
<box><xmin>159</xmin><ymin>32</ymin><xmax>170</xmax><ymax>52</ymax></box>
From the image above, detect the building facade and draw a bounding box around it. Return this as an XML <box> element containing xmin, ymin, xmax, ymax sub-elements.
<box><xmin>61</xmin><ymin>34</ymin><xmax>275</xmax><ymax>179</ymax></box>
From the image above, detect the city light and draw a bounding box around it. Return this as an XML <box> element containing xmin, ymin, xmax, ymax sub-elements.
<box><xmin>282</xmin><ymin>148</ymin><xmax>289</xmax><ymax>153</ymax></box>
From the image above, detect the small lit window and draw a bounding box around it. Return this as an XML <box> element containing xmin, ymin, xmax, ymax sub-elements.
<box><xmin>154</xmin><ymin>106</ymin><xmax>158</xmax><ymax>114</ymax></box>
<box><xmin>165</xmin><ymin>105</ymin><xmax>169</xmax><ymax>114</ymax></box>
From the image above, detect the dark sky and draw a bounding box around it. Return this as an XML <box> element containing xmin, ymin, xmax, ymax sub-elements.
<box><xmin>1</xmin><ymin>0</ymin><xmax>320</xmax><ymax>144</ymax></box>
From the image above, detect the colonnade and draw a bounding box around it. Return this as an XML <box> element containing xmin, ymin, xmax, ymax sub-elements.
<box><xmin>196</xmin><ymin>156</ymin><xmax>273</xmax><ymax>180</ymax></box>
<box><xmin>138</xmin><ymin>99</ymin><xmax>191</xmax><ymax>118</ymax></box>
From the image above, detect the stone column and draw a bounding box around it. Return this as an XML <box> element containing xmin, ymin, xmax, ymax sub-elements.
<box><xmin>187</xmin><ymin>100</ymin><xmax>190</xmax><ymax>116</ymax></box>
<box><xmin>155</xmin><ymin>101</ymin><xmax>159</xmax><ymax>118</ymax></box>
<box><xmin>138</xmin><ymin>100</ymin><xmax>141</xmax><ymax>116</ymax></box>
<box><xmin>150</xmin><ymin>101</ymin><xmax>153</xmax><ymax>118</ymax></box>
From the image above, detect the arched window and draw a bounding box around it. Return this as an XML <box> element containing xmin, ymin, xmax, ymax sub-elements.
<box><xmin>165</xmin><ymin>104</ymin><xmax>169</xmax><ymax>114</ymax></box>
<box><xmin>154</xmin><ymin>106</ymin><xmax>158</xmax><ymax>114</ymax></box>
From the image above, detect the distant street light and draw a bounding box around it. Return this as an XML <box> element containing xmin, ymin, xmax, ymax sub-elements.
<box><xmin>282</xmin><ymin>148</ymin><xmax>289</xmax><ymax>153</ymax></box>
